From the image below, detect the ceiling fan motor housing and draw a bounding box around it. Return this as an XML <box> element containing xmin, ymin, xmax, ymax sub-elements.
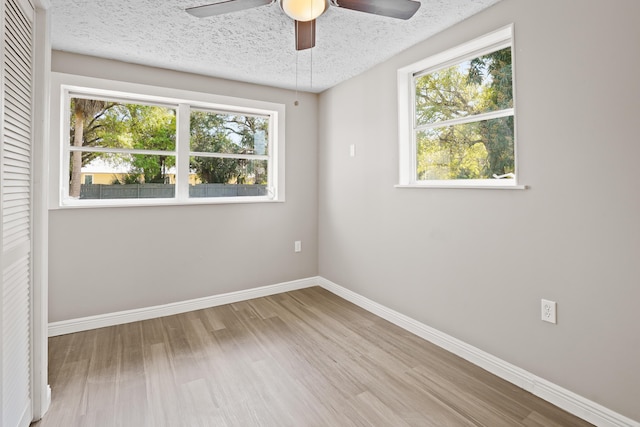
<box><xmin>186</xmin><ymin>0</ymin><xmax>420</xmax><ymax>51</ymax></box>
<box><xmin>280</xmin><ymin>0</ymin><xmax>328</xmax><ymax>21</ymax></box>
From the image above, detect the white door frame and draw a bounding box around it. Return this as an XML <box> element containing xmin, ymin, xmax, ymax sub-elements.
<box><xmin>31</xmin><ymin>0</ymin><xmax>51</xmax><ymax>421</ymax></box>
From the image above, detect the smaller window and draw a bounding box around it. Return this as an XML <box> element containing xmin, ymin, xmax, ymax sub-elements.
<box><xmin>397</xmin><ymin>25</ymin><xmax>522</xmax><ymax>188</ymax></box>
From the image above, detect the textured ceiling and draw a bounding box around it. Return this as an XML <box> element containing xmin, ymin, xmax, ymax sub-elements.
<box><xmin>50</xmin><ymin>0</ymin><xmax>501</xmax><ymax>93</ymax></box>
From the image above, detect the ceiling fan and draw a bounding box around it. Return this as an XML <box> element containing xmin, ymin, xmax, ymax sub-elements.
<box><xmin>186</xmin><ymin>0</ymin><xmax>421</xmax><ymax>51</ymax></box>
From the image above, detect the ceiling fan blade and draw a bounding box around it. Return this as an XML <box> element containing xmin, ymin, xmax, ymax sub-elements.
<box><xmin>186</xmin><ymin>0</ymin><xmax>274</xmax><ymax>18</ymax></box>
<box><xmin>295</xmin><ymin>20</ymin><xmax>316</xmax><ymax>51</ymax></box>
<box><xmin>330</xmin><ymin>0</ymin><xmax>420</xmax><ymax>20</ymax></box>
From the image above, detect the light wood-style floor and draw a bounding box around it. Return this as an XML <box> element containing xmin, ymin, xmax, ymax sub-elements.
<box><xmin>33</xmin><ymin>287</ymin><xmax>592</xmax><ymax>427</ymax></box>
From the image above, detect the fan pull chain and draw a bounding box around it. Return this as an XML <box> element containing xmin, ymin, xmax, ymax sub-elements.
<box><xmin>294</xmin><ymin>49</ymin><xmax>299</xmax><ymax>106</ymax></box>
<box><xmin>310</xmin><ymin>42</ymin><xmax>313</xmax><ymax>90</ymax></box>
<box><xmin>309</xmin><ymin>0</ymin><xmax>313</xmax><ymax>92</ymax></box>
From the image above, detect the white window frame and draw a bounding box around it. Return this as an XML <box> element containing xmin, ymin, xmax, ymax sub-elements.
<box><xmin>396</xmin><ymin>24</ymin><xmax>526</xmax><ymax>190</ymax></box>
<box><xmin>50</xmin><ymin>72</ymin><xmax>286</xmax><ymax>208</ymax></box>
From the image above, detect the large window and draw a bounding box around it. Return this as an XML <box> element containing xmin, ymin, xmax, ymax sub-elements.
<box><xmin>397</xmin><ymin>25</ymin><xmax>523</xmax><ymax>188</ymax></box>
<box><xmin>53</xmin><ymin>74</ymin><xmax>285</xmax><ymax>207</ymax></box>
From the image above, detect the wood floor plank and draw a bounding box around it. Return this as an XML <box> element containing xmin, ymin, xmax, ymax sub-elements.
<box><xmin>33</xmin><ymin>287</ymin><xmax>593</xmax><ymax>427</ymax></box>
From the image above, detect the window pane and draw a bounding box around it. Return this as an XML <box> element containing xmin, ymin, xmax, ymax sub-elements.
<box><xmin>69</xmin><ymin>153</ymin><xmax>176</xmax><ymax>199</ymax></box>
<box><xmin>415</xmin><ymin>47</ymin><xmax>512</xmax><ymax>127</ymax></box>
<box><xmin>416</xmin><ymin>116</ymin><xmax>514</xmax><ymax>180</ymax></box>
<box><xmin>69</xmin><ymin>98</ymin><xmax>176</xmax><ymax>150</ymax></box>
<box><xmin>189</xmin><ymin>157</ymin><xmax>268</xmax><ymax>198</ymax></box>
<box><xmin>190</xmin><ymin>110</ymin><xmax>269</xmax><ymax>156</ymax></box>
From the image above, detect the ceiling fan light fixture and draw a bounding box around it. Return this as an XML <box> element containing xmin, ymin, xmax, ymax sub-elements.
<box><xmin>280</xmin><ymin>0</ymin><xmax>327</xmax><ymax>21</ymax></box>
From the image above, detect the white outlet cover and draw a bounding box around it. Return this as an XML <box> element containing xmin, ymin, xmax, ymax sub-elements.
<box><xmin>541</xmin><ymin>299</ymin><xmax>557</xmax><ymax>324</ymax></box>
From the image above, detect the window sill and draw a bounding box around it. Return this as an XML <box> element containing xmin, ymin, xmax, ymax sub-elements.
<box><xmin>395</xmin><ymin>184</ymin><xmax>528</xmax><ymax>190</ymax></box>
<box><xmin>55</xmin><ymin>196</ymin><xmax>284</xmax><ymax>210</ymax></box>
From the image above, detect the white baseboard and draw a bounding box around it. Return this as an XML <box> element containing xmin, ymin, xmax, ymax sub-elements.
<box><xmin>48</xmin><ymin>277</ymin><xmax>318</xmax><ymax>337</ymax></box>
<box><xmin>317</xmin><ymin>277</ymin><xmax>639</xmax><ymax>427</ymax></box>
<box><xmin>47</xmin><ymin>275</ymin><xmax>638</xmax><ymax>426</ymax></box>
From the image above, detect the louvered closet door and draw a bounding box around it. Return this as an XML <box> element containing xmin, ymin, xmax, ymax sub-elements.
<box><xmin>1</xmin><ymin>0</ymin><xmax>34</xmax><ymax>426</ymax></box>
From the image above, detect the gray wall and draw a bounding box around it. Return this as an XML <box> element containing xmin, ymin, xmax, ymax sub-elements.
<box><xmin>318</xmin><ymin>0</ymin><xmax>640</xmax><ymax>421</ymax></box>
<box><xmin>49</xmin><ymin>52</ymin><xmax>318</xmax><ymax>322</ymax></box>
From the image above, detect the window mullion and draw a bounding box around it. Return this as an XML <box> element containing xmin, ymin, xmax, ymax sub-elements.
<box><xmin>414</xmin><ymin>108</ymin><xmax>514</xmax><ymax>132</ymax></box>
<box><xmin>176</xmin><ymin>104</ymin><xmax>191</xmax><ymax>201</ymax></box>
<box><xmin>190</xmin><ymin>151</ymin><xmax>269</xmax><ymax>161</ymax></box>
<box><xmin>68</xmin><ymin>146</ymin><xmax>176</xmax><ymax>157</ymax></box>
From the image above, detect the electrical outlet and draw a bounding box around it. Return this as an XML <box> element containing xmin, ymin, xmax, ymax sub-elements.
<box><xmin>294</xmin><ymin>241</ymin><xmax>302</xmax><ymax>253</ymax></box>
<box><xmin>541</xmin><ymin>299</ymin><xmax>557</xmax><ymax>324</ymax></box>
